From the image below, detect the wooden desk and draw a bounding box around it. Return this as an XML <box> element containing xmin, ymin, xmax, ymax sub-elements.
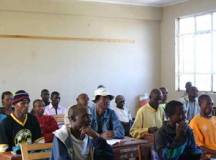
<box><xmin>0</xmin><ymin>138</ymin><xmax>152</xmax><ymax>160</ymax></box>
<box><xmin>112</xmin><ymin>137</ymin><xmax>152</xmax><ymax>160</ymax></box>
<box><xmin>0</xmin><ymin>152</ymin><xmax>21</xmax><ymax>160</ymax></box>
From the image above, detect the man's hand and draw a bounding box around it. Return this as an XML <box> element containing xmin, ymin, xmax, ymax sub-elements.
<box><xmin>143</xmin><ymin>133</ymin><xmax>155</xmax><ymax>143</ymax></box>
<box><xmin>80</xmin><ymin>127</ymin><xmax>99</xmax><ymax>138</ymax></box>
<box><xmin>148</xmin><ymin>127</ymin><xmax>158</xmax><ymax>134</ymax></box>
<box><xmin>100</xmin><ymin>131</ymin><xmax>114</xmax><ymax>139</ymax></box>
<box><xmin>175</xmin><ymin>121</ymin><xmax>187</xmax><ymax>140</ymax></box>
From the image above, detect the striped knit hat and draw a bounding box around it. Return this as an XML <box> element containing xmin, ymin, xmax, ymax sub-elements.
<box><xmin>12</xmin><ymin>90</ymin><xmax>30</xmax><ymax>105</ymax></box>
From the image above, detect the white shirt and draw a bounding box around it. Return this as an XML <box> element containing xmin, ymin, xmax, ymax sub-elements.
<box><xmin>53</xmin><ymin>125</ymin><xmax>91</xmax><ymax>160</ymax></box>
<box><xmin>112</xmin><ymin>106</ymin><xmax>132</xmax><ymax>123</ymax></box>
<box><xmin>44</xmin><ymin>103</ymin><xmax>66</xmax><ymax>115</ymax></box>
<box><xmin>178</xmin><ymin>97</ymin><xmax>200</xmax><ymax>121</ymax></box>
<box><xmin>69</xmin><ymin>134</ymin><xmax>90</xmax><ymax>160</ymax></box>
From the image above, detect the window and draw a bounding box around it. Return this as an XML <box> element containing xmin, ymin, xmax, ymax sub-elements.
<box><xmin>176</xmin><ymin>12</ymin><xmax>216</xmax><ymax>92</ymax></box>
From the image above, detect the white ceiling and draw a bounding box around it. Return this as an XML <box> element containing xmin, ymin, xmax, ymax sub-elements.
<box><xmin>79</xmin><ymin>0</ymin><xmax>189</xmax><ymax>7</ymax></box>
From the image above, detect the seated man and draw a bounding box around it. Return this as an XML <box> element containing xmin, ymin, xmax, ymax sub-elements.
<box><xmin>130</xmin><ymin>89</ymin><xmax>164</xmax><ymax>139</ymax></box>
<box><xmin>51</xmin><ymin>104</ymin><xmax>114</xmax><ymax>160</ymax></box>
<box><xmin>0</xmin><ymin>90</ymin><xmax>43</xmax><ymax>151</ymax></box>
<box><xmin>90</xmin><ymin>88</ymin><xmax>125</xmax><ymax>139</ymax></box>
<box><xmin>76</xmin><ymin>93</ymin><xmax>91</xmax><ymax>111</ymax></box>
<box><xmin>155</xmin><ymin>100</ymin><xmax>202</xmax><ymax>160</ymax></box>
<box><xmin>182</xmin><ymin>81</ymin><xmax>192</xmax><ymax>99</ymax></box>
<box><xmin>159</xmin><ymin>87</ymin><xmax>168</xmax><ymax>120</ymax></box>
<box><xmin>189</xmin><ymin>94</ymin><xmax>216</xmax><ymax>156</ymax></box>
<box><xmin>113</xmin><ymin>95</ymin><xmax>132</xmax><ymax>136</ymax></box>
<box><xmin>159</xmin><ymin>87</ymin><xmax>168</xmax><ymax>109</ymax></box>
<box><xmin>64</xmin><ymin>93</ymin><xmax>91</xmax><ymax>126</ymax></box>
<box><xmin>0</xmin><ymin>91</ymin><xmax>13</xmax><ymax>116</ymax></box>
<box><xmin>31</xmin><ymin>99</ymin><xmax>58</xmax><ymax>143</ymax></box>
<box><xmin>40</xmin><ymin>89</ymin><xmax>50</xmax><ymax>106</ymax></box>
<box><xmin>180</xmin><ymin>86</ymin><xmax>200</xmax><ymax>121</ymax></box>
<box><xmin>44</xmin><ymin>91</ymin><xmax>66</xmax><ymax>115</ymax></box>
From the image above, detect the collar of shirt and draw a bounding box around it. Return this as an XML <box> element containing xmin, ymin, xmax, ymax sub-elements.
<box><xmin>92</xmin><ymin>106</ymin><xmax>110</xmax><ymax>119</ymax></box>
<box><xmin>146</xmin><ymin>103</ymin><xmax>158</xmax><ymax>112</ymax></box>
<box><xmin>48</xmin><ymin>103</ymin><xmax>62</xmax><ymax>110</ymax></box>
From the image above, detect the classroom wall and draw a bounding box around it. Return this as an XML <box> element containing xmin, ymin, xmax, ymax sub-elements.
<box><xmin>161</xmin><ymin>0</ymin><xmax>216</xmax><ymax>101</ymax></box>
<box><xmin>0</xmin><ymin>0</ymin><xmax>162</xmax><ymax>116</ymax></box>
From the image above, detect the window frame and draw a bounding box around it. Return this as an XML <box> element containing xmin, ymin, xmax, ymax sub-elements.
<box><xmin>175</xmin><ymin>11</ymin><xmax>216</xmax><ymax>92</ymax></box>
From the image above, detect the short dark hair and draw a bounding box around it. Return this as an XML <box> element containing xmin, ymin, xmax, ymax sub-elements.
<box><xmin>51</xmin><ymin>91</ymin><xmax>60</xmax><ymax>98</ymax></box>
<box><xmin>165</xmin><ymin>100</ymin><xmax>183</xmax><ymax>118</ymax></box>
<box><xmin>68</xmin><ymin>104</ymin><xmax>87</xmax><ymax>121</ymax></box>
<box><xmin>1</xmin><ymin>91</ymin><xmax>13</xmax><ymax>100</ymax></box>
<box><xmin>41</xmin><ymin>89</ymin><xmax>49</xmax><ymax>94</ymax></box>
<box><xmin>198</xmin><ymin>94</ymin><xmax>210</xmax><ymax>105</ymax></box>
<box><xmin>94</xmin><ymin>95</ymin><xmax>101</xmax><ymax>103</ymax></box>
<box><xmin>97</xmin><ymin>85</ymin><xmax>105</xmax><ymax>89</ymax></box>
<box><xmin>33</xmin><ymin>99</ymin><xmax>43</xmax><ymax>107</ymax></box>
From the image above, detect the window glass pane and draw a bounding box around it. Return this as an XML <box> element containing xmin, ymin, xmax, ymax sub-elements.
<box><xmin>179</xmin><ymin>17</ymin><xmax>194</xmax><ymax>34</ymax></box>
<box><xmin>213</xmin><ymin>13</ymin><xmax>216</xmax><ymax>30</ymax></box>
<box><xmin>195</xmin><ymin>74</ymin><xmax>211</xmax><ymax>91</ymax></box>
<box><xmin>213</xmin><ymin>33</ymin><xmax>216</xmax><ymax>73</ymax></box>
<box><xmin>178</xmin><ymin>37</ymin><xmax>184</xmax><ymax>73</ymax></box>
<box><xmin>177</xmin><ymin>14</ymin><xmax>214</xmax><ymax>92</ymax></box>
<box><xmin>196</xmin><ymin>14</ymin><xmax>211</xmax><ymax>32</ymax></box>
<box><xmin>213</xmin><ymin>75</ymin><xmax>216</xmax><ymax>91</ymax></box>
<box><xmin>195</xmin><ymin>33</ymin><xmax>211</xmax><ymax>73</ymax></box>
<box><xmin>179</xmin><ymin>74</ymin><xmax>194</xmax><ymax>90</ymax></box>
<box><xmin>179</xmin><ymin>35</ymin><xmax>194</xmax><ymax>73</ymax></box>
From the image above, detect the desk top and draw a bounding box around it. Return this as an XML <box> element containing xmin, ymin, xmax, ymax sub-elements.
<box><xmin>112</xmin><ymin>137</ymin><xmax>151</xmax><ymax>148</ymax></box>
<box><xmin>0</xmin><ymin>137</ymin><xmax>152</xmax><ymax>160</ymax></box>
<box><xmin>112</xmin><ymin>137</ymin><xmax>152</xmax><ymax>160</ymax></box>
<box><xmin>0</xmin><ymin>152</ymin><xmax>21</xmax><ymax>160</ymax></box>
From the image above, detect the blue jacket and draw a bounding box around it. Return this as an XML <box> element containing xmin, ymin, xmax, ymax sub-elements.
<box><xmin>51</xmin><ymin>126</ymin><xmax>114</xmax><ymax>160</ymax></box>
<box><xmin>0</xmin><ymin>114</ymin><xmax>6</xmax><ymax>122</ymax></box>
<box><xmin>51</xmin><ymin>136</ymin><xmax>71</xmax><ymax>160</ymax></box>
<box><xmin>90</xmin><ymin>107</ymin><xmax>125</xmax><ymax>139</ymax></box>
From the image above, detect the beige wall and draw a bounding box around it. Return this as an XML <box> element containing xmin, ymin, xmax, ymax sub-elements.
<box><xmin>161</xmin><ymin>0</ymin><xmax>216</xmax><ymax>101</ymax></box>
<box><xmin>0</xmin><ymin>0</ymin><xmax>162</xmax><ymax>116</ymax></box>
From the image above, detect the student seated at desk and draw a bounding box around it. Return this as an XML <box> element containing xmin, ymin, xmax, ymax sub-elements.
<box><xmin>40</xmin><ymin>89</ymin><xmax>50</xmax><ymax>107</ymax></box>
<box><xmin>31</xmin><ymin>99</ymin><xmax>58</xmax><ymax>143</ymax></box>
<box><xmin>130</xmin><ymin>89</ymin><xmax>164</xmax><ymax>139</ymax></box>
<box><xmin>0</xmin><ymin>90</ymin><xmax>43</xmax><ymax>152</ymax></box>
<box><xmin>44</xmin><ymin>91</ymin><xmax>66</xmax><ymax>128</ymax></box>
<box><xmin>159</xmin><ymin>87</ymin><xmax>168</xmax><ymax>110</ymax></box>
<box><xmin>179</xmin><ymin>86</ymin><xmax>200</xmax><ymax>122</ymax></box>
<box><xmin>113</xmin><ymin>95</ymin><xmax>132</xmax><ymax>136</ymax></box>
<box><xmin>44</xmin><ymin>91</ymin><xmax>66</xmax><ymax>115</ymax></box>
<box><xmin>155</xmin><ymin>100</ymin><xmax>202</xmax><ymax>160</ymax></box>
<box><xmin>189</xmin><ymin>94</ymin><xmax>216</xmax><ymax>157</ymax></box>
<box><xmin>51</xmin><ymin>104</ymin><xmax>114</xmax><ymax>160</ymax></box>
<box><xmin>0</xmin><ymin>91</ymin><xmax>13</xmax><ymax>121</ymax></box>
<box><xmin>76</xmin><ymin>93</ymin><xmax>91</xmax><ymax>113</ymax></box>
<box><xmin>90</xmin><ymin>88</ymin><xmax>125</xmax><ymax>139</ymax></box>
<box><xmin>64</xmin><ymin>93</ymin><xmax>91</xmax><ymax>126</ymax></box>
<box><xmin>159</xmin><ymin>87</ymin><xmax>168</xmax><ymax>120</ymax></box>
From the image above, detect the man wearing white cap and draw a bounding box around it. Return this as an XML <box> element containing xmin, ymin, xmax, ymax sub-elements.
<box><xmin>90</xmin><ymin>88</ymin><xmax>125</xmax><ymax>139</ymax></box>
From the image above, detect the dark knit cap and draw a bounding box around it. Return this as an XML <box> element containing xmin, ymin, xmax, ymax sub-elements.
<box><xmin>12</xmin><ymin>90</ymin><xmax>30</xmax><ymax>105</ymax></box>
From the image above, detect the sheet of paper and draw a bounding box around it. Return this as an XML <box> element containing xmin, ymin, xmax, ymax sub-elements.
<box><xmin>106</xmin><ymin>139</ymin><xmax>122</xmax><ymax>146</ymax></box>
